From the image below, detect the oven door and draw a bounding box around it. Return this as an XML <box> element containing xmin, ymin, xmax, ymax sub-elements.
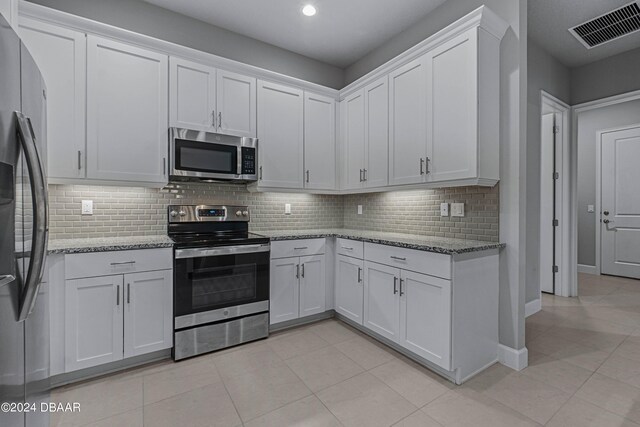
<box><xmin>174</xmin><ymin>244</ymin><xmax>270</xmax><ymax>328</ymax></box>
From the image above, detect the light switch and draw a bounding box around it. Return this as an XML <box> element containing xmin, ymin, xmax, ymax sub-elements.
<box><xmin>357</xmin><ymin>205</ymin><xmax>363</xmax><ymax>215</ymax></box>
<box><xmin>451</xmin><ymin>203</ymin><xmax>465</xmax><ymax>217</ymax></box>
<box><xmin>587</xmin><ymin>205</ymin><xmax>595</xmax><ymax>213</ymax></box>
<box><xmin>284</xmin><ymin>203</ymin><xmax>292</xmax><ymax>215</ymax></box>
<box><xmin>81</xmin><ymin>200</ymin><xmax>93</xmax><ymax>215</ymax></box>
<box><xmin>440</xmin><ymin>203</ymin><xmax>449</xmax><ymax>217</ymax></box>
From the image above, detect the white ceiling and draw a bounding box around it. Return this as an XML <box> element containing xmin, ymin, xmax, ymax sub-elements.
<box><xmin>141</xmin><ymin>0</ymin><xmax>447</xmax><ymax>67</ymax></box>
<box><xmin>528</xmin><ymin>0</ymin><xmax>640</xmax><ymax>68</ymax></box>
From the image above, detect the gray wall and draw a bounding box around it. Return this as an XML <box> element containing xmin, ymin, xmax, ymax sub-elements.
<box><xmin>26</xmin><ymin>0</ymin><xmax>345</xmax><ymax>89</ymax></box>
<box><xmin>571</xmin><ymin>47</ymin><xmax>640</xmax><ymax>105</ymax></box>
<box><xmin>525</xmin><ymin>39</ymin><xmax>570</xmax><ymax>303</ymax></box>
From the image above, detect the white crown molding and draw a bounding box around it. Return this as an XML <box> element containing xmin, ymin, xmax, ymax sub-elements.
<box><xmin>18</xmin><ymin>1</ymin><xmax>339</xmax><ymax>98</ymax></box>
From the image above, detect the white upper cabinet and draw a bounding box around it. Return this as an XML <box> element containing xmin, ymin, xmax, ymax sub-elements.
<box><xmin>364</xmin><ymin>76</ymin><xmax>389</xmax><ymax>188</ymax></box>
<box><xmin>19</xmin><ymin>18</ymin><xmax>86</xmax><ymax>180</ymax></box>
<box><xmin>341</xmin><ymin>90</ymin><xmax>365</xmax><ymax>190</ymax></box>
<box><xmin>169</xmin><ymin>57</ymin><xmax>216</xmax><ymax>132</ymax></box>
<box><xmin>388</xmin><ymin>56</ymin><xmax>428</xmax><ymax>186</ymax></box>
<box><xmin>304</xmin><ymin>92</ymin><xmax>336</xmax><ymax>190</ymax></box>
<box><xmin>257</xmin><ymin>80</ymin><xmax>304</xmax><ymax>189</ymax></box>
<box><xmin>86</xmin><ymin>35</ymin><xmax>168</xmax><ymax>185</ymax></box>
<box><xmin>216</xmin><ymin>70</ymin><xmax>256</xmax><ymax>137</ymax></box>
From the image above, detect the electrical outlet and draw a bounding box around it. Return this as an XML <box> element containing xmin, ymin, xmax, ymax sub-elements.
<box><xmin>357</xmin><ymin>205</ymin><xmax>363</xmax><ymax>215</ymax></box>
<box><xmin>440</xmin><ymin>203</ymin><xmax>449</xmax><ymax>217</ymax></box>
<box><xmin>451</xmin><ymin>203</ymin><xmax>465</xmax><ymax>217</ymax></box>
<box><xmin>81</xmin><ymin>200</ymin><xmax>93</xmax><ymax>215</ymax></box>
<box><xmin>284</xmin><ymin>203</ymin><xmax>292</xmax><ymax>215</ymax></box>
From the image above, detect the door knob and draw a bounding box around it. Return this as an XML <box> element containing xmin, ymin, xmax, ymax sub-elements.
<box><xmin>603</xmin><ymin>219</ymin><xmax>610</xmax><ymax>224</ymax></box>
<box><xmin>603</xmin><ymin>210</ymin><xmax>609</xmax><ymax>216</ymax></box>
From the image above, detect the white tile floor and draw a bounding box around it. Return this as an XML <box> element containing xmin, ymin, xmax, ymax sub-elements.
<box><xmin>51</xmin><ymin>273</ymin><xmax>640</xmax><ymax>426</ymax></box>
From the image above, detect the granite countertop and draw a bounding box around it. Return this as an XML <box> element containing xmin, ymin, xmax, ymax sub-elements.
<box><xmin>48</xmin><ymin>235</ymin><xmax>174</xmax><ymax>255</ymax></box>
<box><xmin>258</xmin><ymin>229</ymin><xmax>504</xmax><ymax>255</ymax></box>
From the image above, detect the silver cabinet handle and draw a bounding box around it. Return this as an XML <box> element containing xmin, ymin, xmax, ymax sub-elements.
<box><xmin>218</xmin><ymin>111</ymin><xmax>222</xmax><ymax>129</ymax></box>
<box><xmin>212</xmin><ymin>110</ymin><xmax>216</xmax><ymax>127</ymax></box>
<box><xmin>357</xmin><ymin>267</ymin><xmax>362</xmax><ymax>283</ymax></box>
<box><xmin>420</xmin><ymin>158</ymin><xmax>425</xmax><ymax>175</ymax></box>
<box><xmin>301</xmin><ymin>264</ymin><xmax>305</xmax><ymax>278</ymax></box>
<box><xmin>390</xmin><ymin>256</ymin><xmax>407</xmax><ymax>261</ymax></box>
<box><xmin>359</xmin><ymin>169</ymin><xmax>363</xmax><ymax>182</ymax></box>
<box><xmin>163</xmin><ymin>157</ymin><xmax>166</xmax><ymax>176</ymax></box>
<box><xmin>296</xmin><ymin>264</ymin><xmax>300</xmax><ymax>279</ymax></box>
<box><xmin>16</xmin><ymin>112</ymin><xmax>48</xmax><ymax>321</ymax></box>
<box><xmin>425</xmin><ymin>157</ymin><xmax>431</xmax><ymax>174</ymax></box>
<box><xmin>77</xmin><ymin>150</ymin><xmax>82</xmax><ymax>170</ymax></box>
<box><xmin>393</xmin><ymin>277</ymin><xmax>398</xmax><ymax>294</ymax></box>
<box><xmin>259</xmin><ymin>166</ymin><xmax>263</xmax><ymax>180</ymax></box>
<box><xmin>116</xmin><ymin>285</ymin><xmax>120</xmax><ymax>306</ymax></box>
<box><xmin>0</xmin><ymin>275</ymin><xmax>16</xmax><ymax>288</ymax></box>
<box><xmin>342</xmin><ymin>247</ymin><xmax>354</xmax><ymax>251</ymax></box>
<box><xmin>110</xmin><ymin>261</ymin><xmax>136</xmax><ymax>266</ymax></box>
<box><xmin>363</xmin><ymin>169</ymin><xmax>367</xmax><ymax>181</ymax></box>
<box><xmin>399</xmin><ymin>278</ymin><xmax>404</xmax><ymax>296</ymax></box>
<box><xmin>127</xmin><ymin>283</ymin><xmax>130</xmax><ymax>304</ymax></box>
<box><xmin>306</xmin><ymin>170</ymin><xmax>310</xmax><ymax>183</ymax></box>
<box><xmin>294</xmin><ymin>247</ymin><xmax>308</xmax><ymax>250</ymax></box>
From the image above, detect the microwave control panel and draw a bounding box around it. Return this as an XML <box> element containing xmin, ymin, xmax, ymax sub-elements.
<box><xmin>241</xmin><ymin>147</ymin><xmax>256</xmax><ymax>175</ymax></box>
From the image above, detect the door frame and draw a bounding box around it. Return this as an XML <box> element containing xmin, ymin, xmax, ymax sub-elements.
<box><xmin>596</xmin><ymin>122</ymin><xmax>640</xmax><ymax>277</ymax></box>
<box><xmin>540</xmin><ymin>91</ymin><xmax>571</xmax><ymax>297</ymax></box>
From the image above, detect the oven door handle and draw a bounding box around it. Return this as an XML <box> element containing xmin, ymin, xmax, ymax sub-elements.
<box><xmin>175</xmin><ymin>244</ymin><xmax>271</xmax><ymax>259</ymax></box>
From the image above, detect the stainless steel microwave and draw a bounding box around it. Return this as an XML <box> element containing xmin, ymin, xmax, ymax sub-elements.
<box><xmin>169</xmin><ymin>128</ymin><xmax>258</xmax><ymax>182</ymax></box>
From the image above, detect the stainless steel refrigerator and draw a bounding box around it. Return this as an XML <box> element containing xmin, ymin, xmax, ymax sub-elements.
<box><xmin>0</xmin><ymin>14</ymin><xmax>50</xmax><ymax>427</ymax></box>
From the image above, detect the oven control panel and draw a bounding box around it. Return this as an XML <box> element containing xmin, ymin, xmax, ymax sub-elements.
<box><xmin>168</xmin><ymin>205</ymin><xmax>250</xmax><ymax>222</ymax></box>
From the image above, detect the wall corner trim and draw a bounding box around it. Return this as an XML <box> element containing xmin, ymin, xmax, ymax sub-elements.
<box><xmin>525</xmin><ymin>299</ymin><xmax>541</xmax><ymax>317</ymax></box>
<box><xmin>497</xmin><ymin>344</ymin><xmax>528</xmax><ymax>371</ymax></box>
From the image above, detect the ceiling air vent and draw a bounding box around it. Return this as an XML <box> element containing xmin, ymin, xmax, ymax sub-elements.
<box><xmin>569</xmin><ymin>1</ymin><xmax>640</xmax><ymax>48</ymax></box>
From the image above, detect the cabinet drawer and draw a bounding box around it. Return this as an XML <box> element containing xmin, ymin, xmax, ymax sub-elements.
<box><xmin>65</xmin><ymin>248</ymin><xmax>173</xmax><ymax>280</ymax></box>
<box><xmin>364</xmin><ymin>243</ymin><xmax>451</xmax><ymax>279</ymax></box>
<box><xmin>336</xmin><ymin>238</ymin><xmax>364</xmax><ymax>259</ymax></box>
<box><xmin>270</xmin><ymin>239</ymin><xmax>325</xmax><ymax>259</ymax></box>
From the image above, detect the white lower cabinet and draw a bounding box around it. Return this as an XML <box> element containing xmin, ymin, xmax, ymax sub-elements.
<box><xmin>269</xmin><ymin>258</ymin><xmax>300</xmax><ymax>324</ymax></box>
<box><xmin>335</xmin><ymin>255</ymin><xmax>363</xmax><ymax>324</ymax></box>
<box><xmin>299</xmin><ymin>255</ymin><xmax>326</xmax><ymax>317</ymax></box>
<box><xmin>363</xmin><ymin>262</ymin><xmax>400</xmax><ymax>342</ymax></box>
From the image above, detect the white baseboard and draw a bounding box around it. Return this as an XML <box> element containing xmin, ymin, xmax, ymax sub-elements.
<box><xmin>578</xmin><ymin>264</ymin><xmax>597</xmax><ymax>275</ymax></box>
<box><xmin>498</xmin><ymin>344</ymin><xmax>528</xmax><ymax>371</ymax></box>
<box><xmin>525</xmin><ymin>299</ymin><xmax>541</xmax><ymax>317</ymax></box>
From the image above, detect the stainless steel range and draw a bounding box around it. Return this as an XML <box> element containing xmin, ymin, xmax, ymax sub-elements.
<box><xmin>169</xmin><ymin>205</ymin><xmax>270</xmax><ymax>360</ymax></box>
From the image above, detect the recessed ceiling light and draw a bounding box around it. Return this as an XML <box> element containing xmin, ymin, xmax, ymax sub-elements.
<box><xmin>302</xmin><ymin>5</ymin><xmax>316</xmax><ymax>16</ymax></box>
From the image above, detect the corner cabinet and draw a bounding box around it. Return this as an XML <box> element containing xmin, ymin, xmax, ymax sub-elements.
<box><xmin>86</xmin><ymin>35</ymin><xmax>168</xmax><ymax>185</ymax></box>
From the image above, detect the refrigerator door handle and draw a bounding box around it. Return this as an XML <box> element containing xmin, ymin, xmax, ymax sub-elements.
<box><xmin>15</xmin><ymin>112</ymin><xmax>48</xmax><ymax>322</ymax></box>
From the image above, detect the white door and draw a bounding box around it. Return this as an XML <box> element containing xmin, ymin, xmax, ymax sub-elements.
<box><xmin>270</xmin><ymin>258</ymin><xmax>300</xmax><ymax>324</ymax></box>
<box><xmin>216</xmin><ymin>70</ymin><xmax>256</xmax><ymax>137</ymax></box>
<box><xmin>169</xmin><ymin>57</ymin><xmax>216</xmax><ymax>132</ymax></box>
<box><xmin>342</xmin><ymin>90</ymin><xmax>365</xmax><ymax>190</ymax></box>
<box><xmin>123</xmin><ymin>270</ymin><xmax>173</xmax><ymax>358</ymax></box>
<box><xmin>257</xmin><ymin>80</ymin><xmax>304</xmax><ymax>188</ymax></box>
<box><xmin>426</xmin><ymin>30</ymin><xmax>477</xmax><ymax>183</ymax></box>
<box><xmin>364</xmin><ymin>76</ymin><xmax>389</xmax><ymax>188</ymax></box>
<box><xmin>86</xmin><ymin>35</ymin><xmax>168</xmax><ymax>184</ymax></box>
<box><xmin>304</xmin><ymin>92</ymin><xmax>336</xmax><ymax>190</ymax></box>
<box><xmin>19</xmin><ymin>18</ymin><xmax>86</xmax><ymax>179</ymax></box>
<box><xmin>389</xmin><ymin>56</ymin><xmax>428</xmax><ymax>185</ymax></box>
<box><xmin>299</xmin><ymin>255</ymin><xmax>326</xmax><ymax>317</ymax></box>
<box><xmin>601</xmin><ymin>125</ymin><xmax>640</xmax><ymax>279</ymax></box>
<box><xmin>65</xmin><ymin>275</ymin><xmax>124</xmax><ymax>372</ymax></box>
<box><xmin>540</xmin><ymin>113</ymin><xmax>558</xmax><ymax>293</ymax></box>
<box><xmin>0</xmin><ymin>0</ymin><xmax>17</xmax><ymax>28</ymax></box>
<box><xmin>363</xmin><ymin>262</ymin><xmax>400</xmax><ymax>342</ymax></box>
<box><xmin>399</xmin><ymin>270</ymin><xmax>451</xmax><ymax>370</ymax></box>
<box><xmin>335</xmin><ymin>255</ymin><xmax>364</xmax><ymax>324</ymax></box>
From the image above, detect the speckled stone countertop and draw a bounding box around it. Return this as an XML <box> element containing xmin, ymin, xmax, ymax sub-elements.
<box><xmin>258</xmin><ymin>229</ymin><xmax>504</xmax><ymax>255</ymax></box>
<box><xmin>47</xmin><ymin>235</ymin><xmax>174</xmax><ymax>255</ymax></box>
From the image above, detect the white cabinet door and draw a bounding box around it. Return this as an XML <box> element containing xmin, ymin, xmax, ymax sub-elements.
<box><xmin>335</xmin><ymin>255</ymin><xmax>364</xmax><ymax>325</ymax></box>
<box><xmin>342</xmin><ymin>90</ymin><xmax>365</xmax><ymax>190</ymax></box>
<box><xmin>270</xmin><ymin>258</ymin><xmax>300</xmax><ymax>324</ymax></box>
<box><xmin>65</xmin><ymin>275</ymin><xmax>124</xmax><ymax>372</ymax></box>
<box><xmin>123</xmin><ymin>270</ymin><xmax>172</xmax><ymax>358</ymax></box>
<box><xmin>427</xmin><ymin>30</ymin><xmax>477</xmax><ymax>182</ymax></box>
<box><xmin>86</xmin><ymin>35</ymin><xmax>168</xmax><ymax>184</ymax></box>
<box><xmin>363</xmin><ymin>262</ymin><xmax>400</xmax><ymax>342</ymax></box>
<box><xmin>19</xmin><ymin>18</ymin><xmax>86</xmax><ymax>179</ymax></box>
<box><xmin>304</xmin><ymin>92</ymin><xmax>336</xmax><ymax>190</ymax></box>
<box><xmin>169</xmin><ymin>57</ymin><xmax>216</xmax><ymax>132</ymax></box>
<box><xmin>217</xmin><ymin>69</ymin><xmax>256</xmax><ymax>137</ymax></box>
<box><xmin>257</xmin><ymin>80</ymin><xmax>304</xmax><ymax>188</ymax></box>
<box><xmin>364</xmin><ymin>76</ymin><xmax>389</xmax><ymax>188</ymax></box>
<box><xmin>389</xmin><ymin>56</ymin><xmax>428</xmax><ymax>185</ymax></box>
<box><xmin>299</xmin><ymin>255</ymin><xmax>326</xmax><ymax>317</ymax></box>
<box><xmin>399</xmin><ymin>270</ymin><xmax>451</xmax><ymax>370</ymax></box>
